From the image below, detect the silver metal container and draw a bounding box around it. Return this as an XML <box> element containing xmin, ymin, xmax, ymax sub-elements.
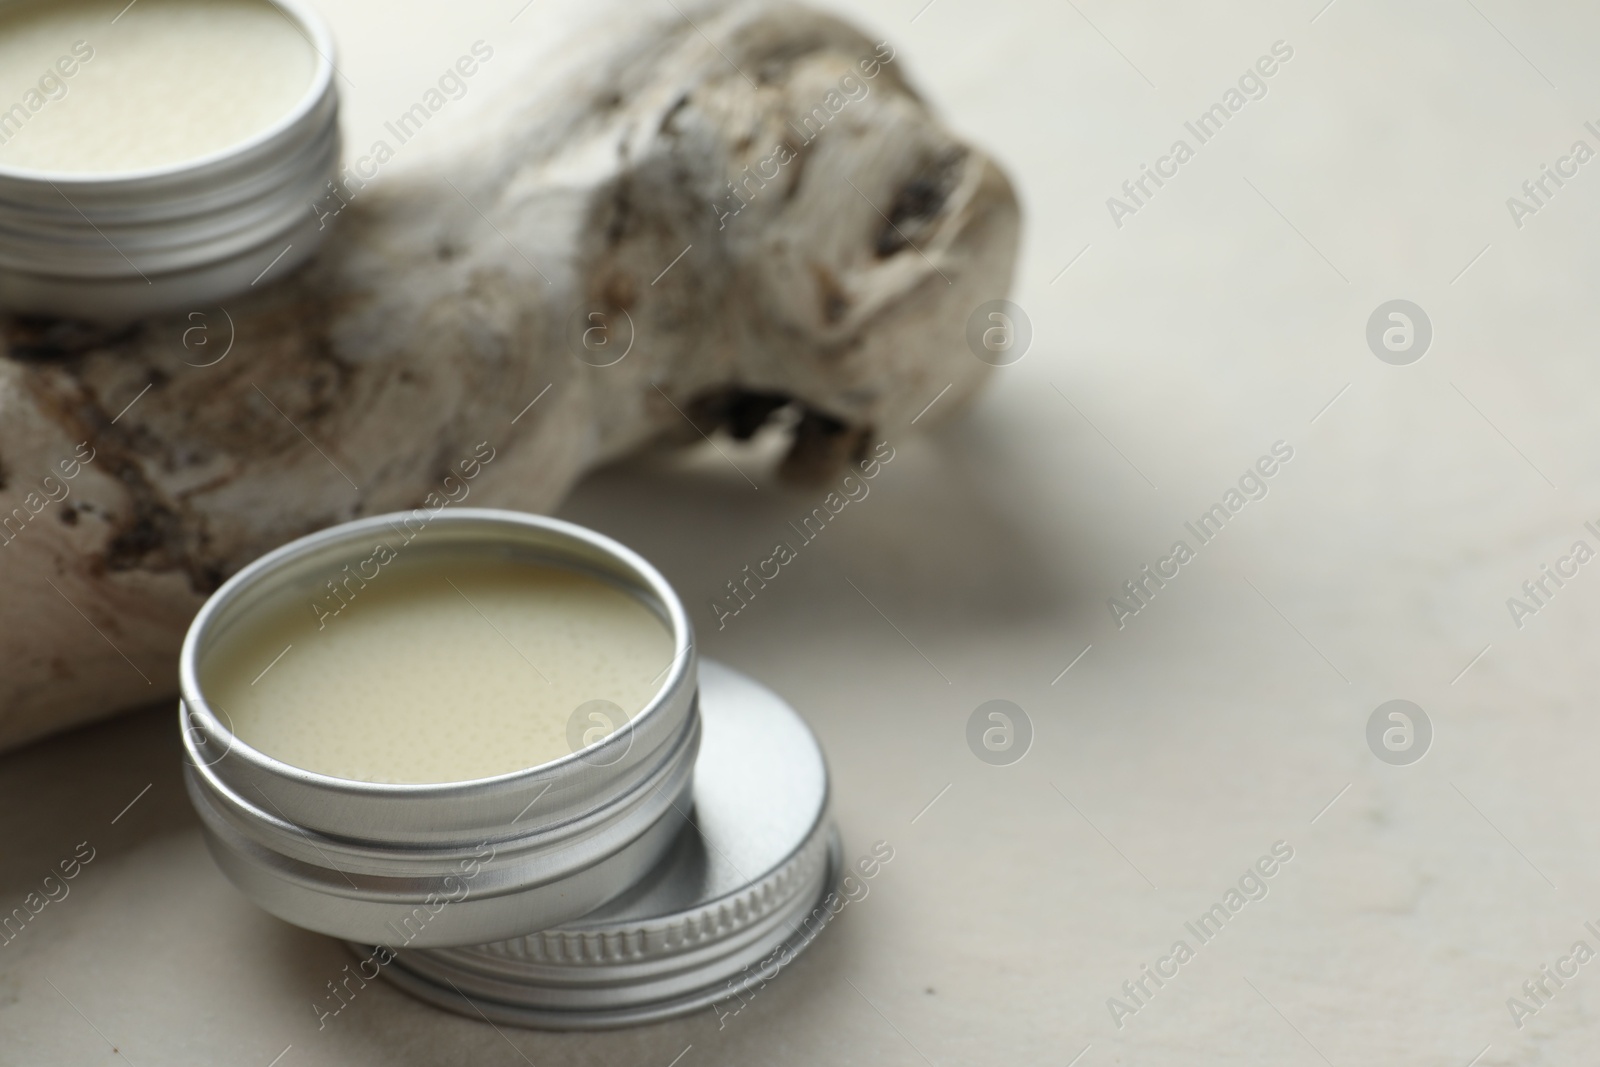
<box><xmin>369</xmin><ymin>660</ymin><xmax>840</xmax><ymax>1029</ymax></box>
<box><xmin>180</xmin><ymin>509</ymin><xmax>699</xmax><ymax>948</ymax></box>
<box><xmin>0</xmin><ymin>0</ymin><xmax>340</xmax><ymax>321</ymax></box>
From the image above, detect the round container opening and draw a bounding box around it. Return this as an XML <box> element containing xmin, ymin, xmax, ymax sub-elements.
<box><xmin>186</xmin><ymin>512</ymin><xmax>685</xmax><ymax>787</ymax></box>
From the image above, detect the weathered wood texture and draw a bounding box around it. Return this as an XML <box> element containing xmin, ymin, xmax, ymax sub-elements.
<box><xmin>0</xmin><ymin>0</ymin><xmax>1019</xmax><ymax>751</ymax></box>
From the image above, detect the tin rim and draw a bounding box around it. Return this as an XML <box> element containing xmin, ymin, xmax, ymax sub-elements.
<box><xmin>180</xmin><ymin>510</ymin><xmax>694</xmax><ymax>798</ymax></box>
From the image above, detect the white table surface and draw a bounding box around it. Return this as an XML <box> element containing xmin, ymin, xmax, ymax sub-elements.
<box><xmin>5</xmin><ymin>0</ymin><xmax>1600</xmax><ymax>1063</ymax></box>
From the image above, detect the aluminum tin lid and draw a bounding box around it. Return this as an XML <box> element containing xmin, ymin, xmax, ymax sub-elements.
<box><xmin>181</xmin><ymin>510</ymin><xmax>700</xmax><ymax>947</ymax></box>
<box><xmin>368</xmin><ymin>659</ymin><xmax>840</xmax><ymax>1030</ymax></box>
<box><xmin>0</xmin><ymin>0</ymin><xmax>342</xmax><ymax>320</ymax></box>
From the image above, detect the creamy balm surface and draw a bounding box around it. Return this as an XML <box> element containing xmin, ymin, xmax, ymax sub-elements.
<box><xmin>203</xmin><ymin>560</ymin><xmax>674</xmax><ymax>784</ymax></box>
<box><xmin>0</xmin><ymin>0</ymin><xmax>314</xmax><ymax>173</ymax></box>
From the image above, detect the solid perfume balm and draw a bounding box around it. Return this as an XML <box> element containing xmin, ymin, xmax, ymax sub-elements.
<box><xmin>0</xmin><ymin>0</ymin><xmax>315</xmax><ymax>173</ymax></box>
<box><xmin>202</xmin><ymin>558</ymin><xmax>674</xmax><ymax>784</ymax></box>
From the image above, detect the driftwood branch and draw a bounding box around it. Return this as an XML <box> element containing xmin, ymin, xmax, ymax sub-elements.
<box><xmin>0</xmin><ymin>0</ymin><xmax>1019</xmax><ymax>751</ymax></box>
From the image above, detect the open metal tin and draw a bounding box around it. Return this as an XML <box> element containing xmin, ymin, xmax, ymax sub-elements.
<box><xmin>179</xmin><ymin>509</ymin><xmax>699</xmax><ymax>947</ymax></box>
<box><xmin>367</xmin><ymin>660</ymin><xmax>839</xmax><ymax>1029</ymax></box>
<box><xmin>0</xmin><ymin>0</ymin><xmax>342</xmax><ymax>320</ymax></box>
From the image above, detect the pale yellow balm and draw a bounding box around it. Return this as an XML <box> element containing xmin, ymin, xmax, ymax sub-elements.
<box><xmin>0</xmin><ymin>0</ymin><xmax>315</xmax><ymax>173</ymax></box>
<box><xmin>203</xmin><ymin>560</ymin><xmax>675</xmax><ymax>784</ymax></box>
